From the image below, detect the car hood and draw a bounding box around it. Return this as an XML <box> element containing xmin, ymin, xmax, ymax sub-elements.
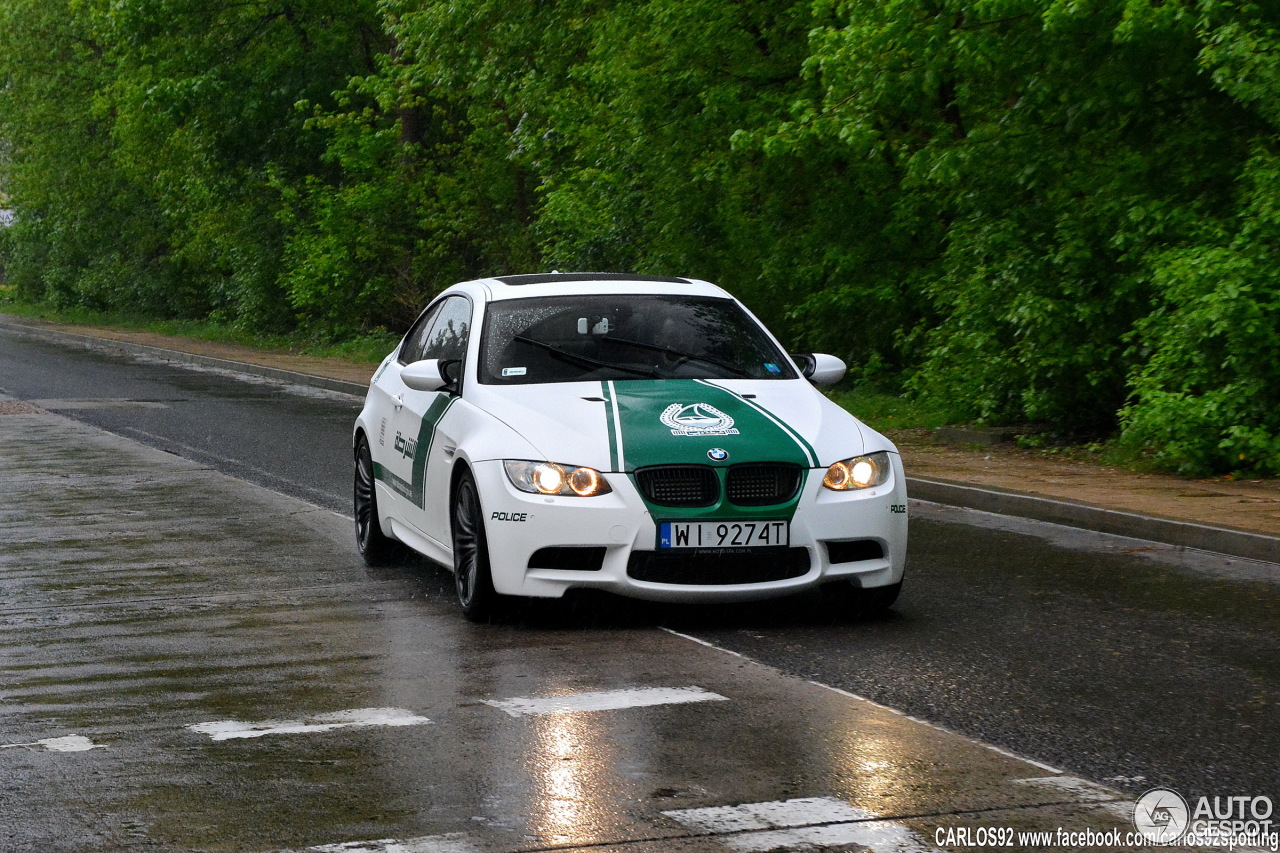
<box><xmin>470</xmin><ymin>379</ymin><xmax>891</xmax><ymax>472</ymax></box>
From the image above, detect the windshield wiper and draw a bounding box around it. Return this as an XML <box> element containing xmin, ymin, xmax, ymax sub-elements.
<box><xmin>600</xmin><ymin>335</ymin><xmax>751</xmax><ymax>378</ymax></box>
<box><xmin>512</xmin><ymin>335</ymin><xmax>660</xmax><ymax>379</ymax></box>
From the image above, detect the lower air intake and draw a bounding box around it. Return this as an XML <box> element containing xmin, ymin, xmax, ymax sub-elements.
<box><xmin>825</xmin><ymin>540</ymin><xmax>885</xmax><ymax>564</ymax></box>
<box><xmin>627</xmin><ymin>548</ymin><xmax>810</xmax><ymax>585</ymax></box>
<box><xmin>528</xmin><ymin>547</ymin><xmax>607</xmax><ymax>571</ymax></box>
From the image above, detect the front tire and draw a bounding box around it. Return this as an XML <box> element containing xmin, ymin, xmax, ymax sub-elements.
<box><xmin>451</xmin><ymin>471</ymin><xmax>499</xmax><ymax>621</ymax></box>
<box><xmin>862</xmin><ymin>580</ymin><xmax>902</xmax><ymax>612</ymax></box>
<box><xmin>822</xmin><ymin>579</ymin><xmax>902</xmax><ymax>616</ymax></box>
<box><xmin>354</xmin><ymin>436</ymin><xmax>399</xmax><ymax>566</ymax></box>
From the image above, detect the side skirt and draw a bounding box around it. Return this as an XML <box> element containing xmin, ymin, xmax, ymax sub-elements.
<box><xmin>389</xmin><ymin>517</ymin><xmax>453</xmax><ymax>568</ymax></box>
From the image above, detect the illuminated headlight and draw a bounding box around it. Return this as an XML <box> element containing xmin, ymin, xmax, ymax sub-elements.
<box><xmin>822</xmin><ymin>451</ymin><xmax>892</xmax><ymax>491</ymax></box>
<box><xmin>504</xmin><ymin>460</ymin><xmax>612</xmax><ymax>497</ymax></box>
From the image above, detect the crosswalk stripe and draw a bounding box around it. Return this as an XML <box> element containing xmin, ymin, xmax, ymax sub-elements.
<box><xmin>663</xmin><ymin>797</ymin><xmax>938</xmax><ymax>853</ymax></box>
<box><xmin>296</xmin><ymin>833</ymin><xmax>477</xmax><ymax>853</ymax></box>
<box><xmin>1014</xmin><ymin>775</ymin><xmax>1133</xmax><ymax>820</ymax></box>
<box><xmin>482</xmin><ymin>685</ymin><xmax>728</xmax><ymax>717</ymax></box>
<box><xmin>188</xmin><ymin>707</ymin><xmax>432</xmax><ymax>741</ymax></box>
<box><xmin>0</xmin><ymin>734</ymin><xmax>105</xmax><ymax>752</ymax></box>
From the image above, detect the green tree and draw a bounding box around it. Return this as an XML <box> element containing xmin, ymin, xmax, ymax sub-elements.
<box><xmin>784</xmin><ymin>0</ymin><xmax>1266</xmax><ymax>435</ymax></box>
<box><xmin>1121</xmin><ymin>1</ymin><xmax>1280</xmax><ymax>475</ymax></box>
<box><xmin>0</xmin><ymin>0</ymin><xmax>176</xmax><ymax>312</ymax></box>
<box><xmin>99</xmin><ymin>0</ymin><xmax>381</xmax><ymax>328</ymax></box>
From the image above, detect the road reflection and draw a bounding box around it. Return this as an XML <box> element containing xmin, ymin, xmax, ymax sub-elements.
<box><xmin>525</xmin><ymin>710</ymin><xmax>613</xmax><ymax>844</ymax></box>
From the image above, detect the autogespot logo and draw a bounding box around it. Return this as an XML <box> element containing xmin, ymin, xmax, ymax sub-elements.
<box><xmin>1134</xmin><ymin>787</ymin><xmax>1191</xmax><ymax>844</ymax></box>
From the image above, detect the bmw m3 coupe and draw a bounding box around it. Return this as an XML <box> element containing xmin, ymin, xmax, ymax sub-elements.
<box><xmin>353</xmin><ymin>273</ymin><xmax>907</xmax><ymax>620</ymax></box>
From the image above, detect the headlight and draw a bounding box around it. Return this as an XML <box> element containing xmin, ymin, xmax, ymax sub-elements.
<box><xmin>822</xmin><ymin>451</ymin><xmax>892</xmax><ymax>491</ymax></box>
<box><xmin>504</xmin><ymin>460</ymin><xmax>613</xmax><ymax>497</ymax></box>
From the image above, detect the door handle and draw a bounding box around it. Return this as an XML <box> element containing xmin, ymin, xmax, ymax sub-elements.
<box><xmin>393</xmin><ymin>393</ymin><xmax>404</xmax><ymax>411</ymax></box>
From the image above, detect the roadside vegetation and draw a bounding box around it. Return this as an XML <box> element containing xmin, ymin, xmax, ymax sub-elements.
<box><xmin>2</xmin><ymin>0</ymin><xmax>1278</xmax><ymax>477</ymax></box>
<box><xmin>0</xmin><ymin>291</ymin><xmax>397</xmax><ymax>364</ymax></box>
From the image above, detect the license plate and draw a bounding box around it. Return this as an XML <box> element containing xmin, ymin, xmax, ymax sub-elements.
<box><xmin>658</xmin><ymin>520</ymin><xmax>789</xmax><ymax>549</ymax></box>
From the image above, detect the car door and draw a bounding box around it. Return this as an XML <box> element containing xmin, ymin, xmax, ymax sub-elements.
<box><xmin>368</xmin><ymin>300</ymin><xmax>444</xmax><ymax>522</ymax></box>
<box><xmin>389</xmin><ymin>295</ymin><xmax>473</xmax><ymax>545</ymax></box>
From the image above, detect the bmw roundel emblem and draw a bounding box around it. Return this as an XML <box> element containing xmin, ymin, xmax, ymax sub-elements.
<box><xmin>707</xmin><ymin>448</ymin><xmax>729</xmax><ymax>462</ymax></box>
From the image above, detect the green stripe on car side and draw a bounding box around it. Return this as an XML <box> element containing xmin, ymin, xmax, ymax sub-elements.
<box><xmin>374</xmin><ymin>394</ymin><xmax>457</xmax><ymax>509</ymax></box>
<box><xmin>410</xmin><ymin>394</ymin><xmax>456</xmax><ymax>506</ymax></box>
<box><xmin>372</xmin><ymin>461</ymin><xmax>414</xmax><ymax>502</ymax></box>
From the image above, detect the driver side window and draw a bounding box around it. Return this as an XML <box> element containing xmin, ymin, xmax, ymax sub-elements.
<box><xmin>420</xmin><ymin>296</ymin><xmax>471</xmax><ymax>363</ymax></box>
<box><xmin>399</xmin><ymin>303</ymin><xmax>443</xmax><ymax>366</ymax></box>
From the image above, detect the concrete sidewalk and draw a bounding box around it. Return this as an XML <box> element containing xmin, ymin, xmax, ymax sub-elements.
<box><xmin>2</xmin><ymin>313</ymin><xmax>1277</xmax><ymax>564</ymax></box>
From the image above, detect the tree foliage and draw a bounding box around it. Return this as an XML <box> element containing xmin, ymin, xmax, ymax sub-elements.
<box><xmin>3</xmin><ymin>0</ymin><xmax>1279</xmax><ymax>473</ymax></box>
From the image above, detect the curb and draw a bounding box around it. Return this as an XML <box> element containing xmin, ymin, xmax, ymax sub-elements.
<box><xmin>3</xmin><ymin>316</ymin><xmax>1277</xmax><ymax>565</ymax></box>
<box><xmin>907</xmin><ymin>477</ymin><xmax>1279</xmax><ymax>564</ymax></box>
<box><xmin>0</xmin><ymin>317</ymin><xmax>369</xmax><ymax>397</ymax></box>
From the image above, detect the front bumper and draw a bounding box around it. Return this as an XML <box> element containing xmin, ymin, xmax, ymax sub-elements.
<box><xmin>473</xmin><ymin>455</ymin><xmax>908</xmax><ymax>602</ymax></box>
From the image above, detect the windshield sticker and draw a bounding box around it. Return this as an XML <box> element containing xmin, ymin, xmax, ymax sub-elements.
<box><xmin>660</xmin><ymin>403</ymin><xmax>740</xmax><ymax>437</ymax></box>
<box><xmin>502</xmin><ymin>367</ymin><xmax>528</xmax><ymax>377</ymax></box>
<box><xmin>764</xmin><ymin>363</ymin><xmax>781</xmax><ymax>374</ymax></box>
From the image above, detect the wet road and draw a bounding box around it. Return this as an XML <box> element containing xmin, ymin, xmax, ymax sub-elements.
<box><xmin>0</xmin><ymin>330</ymin><xmax>357</xmax><ymax>511</ymax></box>
<box><xmin>1</xmin><ymin>329</ymin><xmax>1277</xmax><ymax>851</ymax></box>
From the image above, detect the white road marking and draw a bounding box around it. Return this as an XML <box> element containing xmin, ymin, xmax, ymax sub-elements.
<box><xmin>725</xmin><ymin>822</ymin><xmax>936</xmax><ymax>853</ymax></box>
<box><xmin>666</xmin><ymin>796</ymin><xmax>868</xmax><ymax>832</ymax></box>
<box><xmin>1014</xmin><ymin>775</ymin><xmax>1132</xmax><ymax>820</ymax></box>
<box><xmin>188</xmin><ymin>708</ymin><xmax>431</xmax><ymax>741</ymax></box>
<box><xmin>0</xmin><ymin>735</ymin><xmax>105</xmax><ymax>752</ymax></box>
<box><xmin>664</xmin><ymin>797</ymin><xmax>939</xmax><ymax>853</ymax></box>
<box><xmin>298</xmin><ymin>833</ymin><xmax>477</xmax><ymax>853</ymax></box>
<box><xmin>482</xmin><ymin>685</ymin><xmax>728</xmax><ymax>717</ymax></box>
<box><xmin>981</xmin><ymin>743</ymin><xmax>1063</xmax><ymax>774</ymax></box>
<box><xmin>661</xmin><ymin>628</ymin><xmax>1070</xmax><ymax>776</ymax></box>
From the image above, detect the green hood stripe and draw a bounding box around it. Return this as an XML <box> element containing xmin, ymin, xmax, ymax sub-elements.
<box><xmin>692</xmin><ymin>379</ymin><xmax>819</xmax><ymax>467</ymax></box>
<box><xmin>601</xmin><ymin>380</ymin><xmax>624</xmax><ymax>472</ymax></box>
<box><xmin>607</xmin><ymin>380</ymin><xmax>809</xmax><ymax>470</ymax></box>
<box><xmin>605</xmin><ymin>379</ymin><xmax>811</xmax><ymax>521</ymax></box>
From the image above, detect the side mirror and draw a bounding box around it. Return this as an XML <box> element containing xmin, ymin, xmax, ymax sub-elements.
<box><xmin>792</xmin><ymin>353</ymin><xmax>847</xmax><ymax>387</ymax></box>
<box><xmin>401</xmin><ymin>359</ymin><xmax>448</xmax><ymax>393</ymax></box>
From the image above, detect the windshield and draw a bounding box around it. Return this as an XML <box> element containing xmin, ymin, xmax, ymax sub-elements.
<box><xmin>478</xmin><ymin>294</ymin><xmax>798</xmax><ymax>385</ymax></box>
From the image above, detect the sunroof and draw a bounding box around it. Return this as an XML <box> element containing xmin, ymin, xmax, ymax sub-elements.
<box><xmin>494</xmin><ymin>272</ymin><xmax>692</xmax><ymax>286</ymax></box>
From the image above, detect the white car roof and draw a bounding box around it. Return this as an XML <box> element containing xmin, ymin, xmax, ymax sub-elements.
<box><xmin>448</xmin><ymin>273</ymin><xmax>732</xmax><ymax>303</ymax></box>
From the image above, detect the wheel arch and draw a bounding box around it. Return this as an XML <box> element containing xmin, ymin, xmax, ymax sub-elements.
<box><xmin>448</xmin><ymin>458</ymin><xmax>476</xmax><ymax>525</ymax></box>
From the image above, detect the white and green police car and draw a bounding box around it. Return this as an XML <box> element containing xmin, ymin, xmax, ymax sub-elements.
<box><xmin>353</xmin><ymin>273</ymin><xmax>908</xmax><ymax>620</ymax></box>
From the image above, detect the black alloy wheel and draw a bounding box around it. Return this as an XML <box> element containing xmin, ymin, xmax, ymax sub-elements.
<box><xmin>354</xmin><ymin>436</ymin><xmax>399</xmax><ymax>566</ymax></box>
<box><xmin>451</xmin><ymin>471</ymin><xmax>498</xmax><ymax>621</ymax></box>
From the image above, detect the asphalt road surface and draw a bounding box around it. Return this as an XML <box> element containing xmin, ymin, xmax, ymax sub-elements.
<box><xmin>1</xmin><ymin>329</ymin><xmax>1276</xmax><ymax>852</ymax></box>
